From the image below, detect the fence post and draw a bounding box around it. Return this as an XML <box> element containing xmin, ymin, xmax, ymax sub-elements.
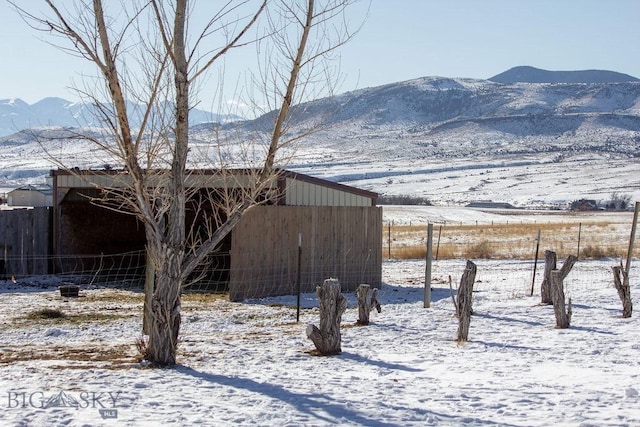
<box><xmin>624</xmin><ymin>202</ymin><xmax>639</xmax><ymax>275</ymax></box>
<box><xmin>530</xmin><ymin>230</ymin><xmax>541</xmax><ymax>296</ymax></box>
<box><xmin>577</xmin><ymin>222</ymin><xmax>582</xmax><ymax>259</ymax></box>
<box><xmin>424</xmin><ymin>223</ymin><xmax>433</xmax><ymax>308</ymax></box>
<box><xmin>436</xmin><ymin>224</ymin><xmax>442</xmax><ymax>261</ymax></box>
<box><xmin>387</xmin><ymin>221</ymin><xmax>391</xmax><ymax>259</ymax></box>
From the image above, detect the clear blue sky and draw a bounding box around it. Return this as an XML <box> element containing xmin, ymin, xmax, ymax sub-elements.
<box><xmin>1</xmin><ymin>0</ymin><xmax>639</xmax><ymax>106</ymax></box>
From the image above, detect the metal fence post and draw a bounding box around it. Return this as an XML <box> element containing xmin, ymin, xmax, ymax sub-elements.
<box><xmin>424</xmin><ymin>223</ymin><xmax>433</xmax><ymax>308</ymax></box>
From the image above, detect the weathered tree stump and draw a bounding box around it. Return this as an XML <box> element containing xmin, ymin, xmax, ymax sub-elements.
<box><xmin>306</xmin><ymin>278</ymin><xmax>347</xmax><ymax>355</ymax></box>
<box><xmin>540</xmin><ymin>250</ymin><xmax>557</xmax><ymax>305</ymax></box>
<box><xmin>550</xmin><ymin>255</ymin><xmax>578</xmax><ymax>328</ymax></box>
<box><xmin>456</xmin><ymin>260</ymin><xmax>477</xmax><ymax>342</ymax></box>
<box><xmin>612</xmin><ymin>264</ymin><xmax>632</xmax><ymax>318</ymax></box>
<box><xmin>356</xmin><ymin>284</ymin><xmax>381</xmax><ymax>326</ymax></box>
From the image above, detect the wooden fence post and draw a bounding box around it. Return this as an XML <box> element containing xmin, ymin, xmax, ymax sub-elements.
<box><xmin>612</xmin><ymin>264</ymin><xmax>632</xmax><ymax>318</ymax></box>
<box><xmin>306</xmin><ymin>278</ymin><xmax>347</xmax><ymax>355</ymax></box>
<box><xmin>550</xmin><ymin>255</ymin><xmax>578</xmax><ymax>328</ymax></box>
<box><xmin>456</xmin><ymin>260</ymin><xmax>477</xmax><ymax>342</ymax></box>
<box><xmin>540</xmin><ymin>250</ymin><xmax>557</xmax><ymax>305</ymax></box>
<box><xmin>611</xmin><ymin>201</ymin><xmax>638</xmax><ymax>318</ymax></box>
<box><xmin>356</xmin><ymin>284</ymin><xmax>381</xmax><ymax>326</ymax></box>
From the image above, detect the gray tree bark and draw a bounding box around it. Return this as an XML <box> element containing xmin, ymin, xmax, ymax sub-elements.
<box><xmin>612</xmin><ymin>264</ymin><xmax>632</xmax><ymax>318</ymax></box>
<box><xmin>541</xmin><ymin>250</ymin><xmax>557</xmax><ymax>305</ymax></box>
<box><xmin>550</xmin><ymin>255</ymin><xmax>578</xmax><ymax>329</ymax></box>
<box><xmin>356</xmin><ymin>284</ymin><xmax>381</xmax><ymax>326</ymax></box>
<box><xmin>306</xmin><ymin>278</ymin><xmax>347</xmax><ymax>355</ymax></box>
<box><xmin>146</xmin><ymin>246</ymin><xmax>183</xmax><ymax>365</ymax></box>
<box><xmin>456</xmin><ymin>260</ymin><xmax>477</xmax><ymax>342</ymax></box>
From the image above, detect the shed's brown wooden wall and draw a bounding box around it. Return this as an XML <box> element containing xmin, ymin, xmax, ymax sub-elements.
<box><xmin>229</xmin><ymin>205</ymin><xmax>382</xmax><ymax>301</ymax></box>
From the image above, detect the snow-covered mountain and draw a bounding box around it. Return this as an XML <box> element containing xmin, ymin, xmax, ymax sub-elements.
<box><xmin>489</xmin><ymin>65</ymin><xmax>640</xmax><ymax>84</ymax></box>
<box><xmin>0</xmin><ymin>97</ymin><xmax>240</xmax><ymax>137</ymax></box>
<box><xmin>2</xmin><ymin>67</ymin><xmax>640</xmax><ymax>207</ymax></box>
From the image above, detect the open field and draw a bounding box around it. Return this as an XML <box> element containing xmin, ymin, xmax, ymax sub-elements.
<box><xmin>382</xmin><ymin>206</ymin><xmax>638</xmax><ymax>260</ymax></box>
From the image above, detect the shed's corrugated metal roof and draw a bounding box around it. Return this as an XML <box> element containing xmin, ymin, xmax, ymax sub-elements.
<box><xmin>51</xmin><ymin>168</ymin><xmax>378</xmax><ymax>205</ymax></box>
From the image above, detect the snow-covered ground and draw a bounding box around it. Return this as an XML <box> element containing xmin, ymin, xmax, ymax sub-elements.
<box><xmin>1</xmin><ymin>255</ymin><xmax>638</xmax><ymax>426</ymax></box>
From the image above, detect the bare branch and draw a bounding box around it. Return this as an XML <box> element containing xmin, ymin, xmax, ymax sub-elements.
<box><xmin>190</xmin><ymin>1</ymin><xmax>267</xmax><ymax>82</ymax></box>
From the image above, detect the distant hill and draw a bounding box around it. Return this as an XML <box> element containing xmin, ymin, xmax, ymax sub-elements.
<box><xmin>489</xmin><ymin>66</ymin><xmax>639</xmax><ymax>84</ymax></box>
<box><xmin>241</xmin><ymin>74</ymin><xmax>640</xmax><ymax>148</ymax></box>
<box><xmin>0</xmin><ymin>97</ymin><xmax>241</xmax><ymax>137</ymax></box>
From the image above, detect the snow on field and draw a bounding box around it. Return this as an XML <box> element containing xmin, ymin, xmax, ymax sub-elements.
<box><xmin>0</xmin><ymin>255</ymin><xmax>638</xmax><ymax>426</ymax></box>
<box><xmin>381</xmin><ymin>204</ymin><xmax>636</xmax><ymax>227</ymax></box>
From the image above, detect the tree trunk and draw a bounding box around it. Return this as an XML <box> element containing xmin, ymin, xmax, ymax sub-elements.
<box><xmin>612</xmin><ymin>264</ymin><xmax>633</xmax><ymax>318</ymax></box>
<box><xmin>356</xmin><ymin>284</ymin><xmax>381</xmax><ymax>326</ymax></box>
<box><xmin>306</xmin><ymin>278</ymin><xmax>347</xmax><ymax>355</ymax></box>
<box><xmin>140</xmin><ymin>0</ymin><xmax>189</xmax><ymax>367</ymax></box>
<box><xmin>145</xmin><ymin>246</ymin><xmax>183</xmax><ymax>366</ymax></box>
<box><xmin>541</xmin><ymin>250</ymin><xmax>557</xmax><ymax>305</ymax></box>
<box><xmin>456</xmin><ymin>260</ymin><xmax>477</xmax><ymax>342</ymax></box>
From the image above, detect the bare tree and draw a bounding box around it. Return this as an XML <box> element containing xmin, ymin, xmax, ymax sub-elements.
<box><xmin>13</xmin><ymin>0</ymin><xmax>362</xmax><ymax>366</ymax></box>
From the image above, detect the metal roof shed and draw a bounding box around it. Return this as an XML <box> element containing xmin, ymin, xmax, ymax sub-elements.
<box><xmin>50</xmin><ymin>169</ymin><xmax>382</xmax><ymax>299</ymax></box>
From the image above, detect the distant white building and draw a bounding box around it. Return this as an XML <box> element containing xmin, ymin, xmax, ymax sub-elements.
<box><xmin>7</xmin><ymin>184</ymin><xmax>53</xmax><ymax>207</ymax></box>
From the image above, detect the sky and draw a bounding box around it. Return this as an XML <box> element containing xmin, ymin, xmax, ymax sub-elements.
<box><xmin>1</xmin><ymin>0</ymin><xmax>639</xmax><ymax>108</ymax></box>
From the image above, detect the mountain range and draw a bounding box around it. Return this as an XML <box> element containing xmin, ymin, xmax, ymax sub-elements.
<box><xmin>2</xmin><ymin>66</ymin><xmax>640</xmax><ymax>207</ymax></box>
<box><xmin>0</xmin><ymin>97</ymin><xmax>239</xmax><ymax>138</ymax></box>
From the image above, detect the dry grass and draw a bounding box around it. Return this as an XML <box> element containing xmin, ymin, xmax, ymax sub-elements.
<box><xmin>0</xmin><ymin>344</ymin><xmax>139</xmax><ymax>365</ymax></box>
<box><xmin>580</xmin><ymin>244</ymin><xmax>625</xmax><ymax>259</ymax></box>
<box><xmin>17</xmin><ymin>309</ymin><xmax>133</xmax><ymax>327</ymax></box>
<box><xmin>182</xmin><ymin>292</ymin><xmax>228</xmax><ymax>304</ymax></box>
<box><xmin>28</xmin><ymin>308</ymin><xmax>66</xmax><ymax>319</ymax></box>
<box><xmin>80</xmin><ymin>291</ymin><xmax>144</xmax><ymax>304</ymax></box>
<box><xmin>383</xmin><ymin>220</ymin><xmax>635</xmax><ymax>260</ymax></box>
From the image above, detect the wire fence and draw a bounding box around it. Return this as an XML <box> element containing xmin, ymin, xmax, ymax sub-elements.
<box><xmin>426</xmin><ymin>258</ymin><xmax>622</xmax><ymax>301</ymax></box>
<box><xmin>0</xmin><ymin>249</ymin><xmax>629</xmax><ymax>305</ymax></box>
<box><xmin>382</xmin><ymin>220</ymin><xmax>637</xmax><ymax>261</ymax></box>
<box><xmin>0</xmin><ymin>251</ymin><xmax>147</xmax><ymax>288</ymax></box>
<box><xmin>1</xmin><ymin>215</ymin><xmax>635</xmax><ymax>301</ymax></box>
<box><xmin>0</xmin><ymin>248</ymin><xmax>381</xmax><ymax>298</ymax></box>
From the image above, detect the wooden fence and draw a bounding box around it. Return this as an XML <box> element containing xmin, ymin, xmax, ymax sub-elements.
<box><xmin>0</xmin><ymin>207</ymin><xmax>51</xmax><ymax>278</ymax></box>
